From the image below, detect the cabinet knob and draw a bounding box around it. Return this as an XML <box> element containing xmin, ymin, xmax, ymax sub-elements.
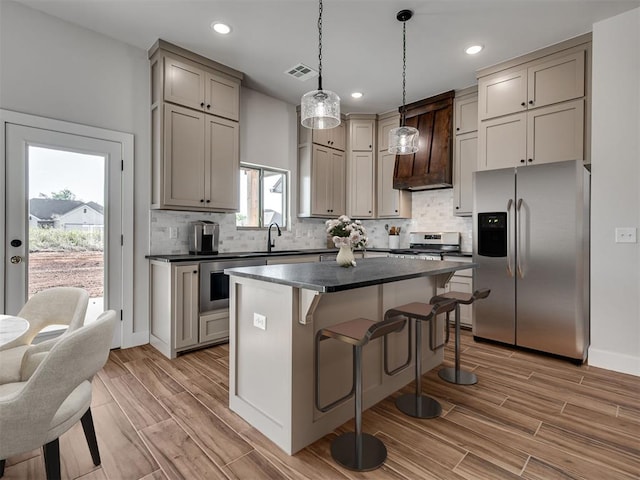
<box><xmin>206</xmin><ymin>104</ymin><xmax>211</xmax><ymax>109</ymax></box>
<box><xmin>456</xmin><ymin>206</ymin><xmax>460</xmax><ymax>210</ymax></box>
<box><xmin>368</xmin><ymin>210</ymin><xmax>372</xmax><ymax>214</ymax></box>
<box><xmin>200</xmin><ymin>102</ymin><xmax>205</xmax><ymax>108</ymax></box>
<box><xmin>369</xmin><ymin>145</ymin><xmax>372</xmax><ymax>149</ymax></box>
<box><xmin>206</xmin><ymin>199</ymin><xmax>211</xmax><ymax>203</ymax></box>
<box><xmin>193</xmin><ymin>270</ymin><xmax>197</xmax><ymax>274</ymax></box>
<box><xmin>395</xmin><ymin>209</ymin><xmax>398</xmax><ymax>213</ymax></box>
<box><xmin>200</xmin><ymin>199</ymin><xmax>205</xmax><ymax>203</ymax></box>
<box><xmin>529</xmin><ymin>100</ymin><xmax>534</xmax><ymax>105</ymax></box>
<box><xmin>528</xmin><ymin>158</ymin><xmax>533</xmax><ymax>163</ymax></box>
<box><xmin>521</xmin><ymin>102</ymin><xmax>526</xmax><ymax>107</ymax></box>
<box><xmin>520</xmin><ymin>159</ymin><xmax>525</xmax><ymax>163</ymax></box>
<box><xmin>456</xmin><ymin>127</ymin><xmax>460</xmax><ymax>131</ymax></box>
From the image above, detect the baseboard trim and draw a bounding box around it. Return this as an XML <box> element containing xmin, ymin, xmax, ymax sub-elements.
<box><xmin>588</xmin><ymin>347</ymin><xmax>640</xmax><ymax>376</ymax></box>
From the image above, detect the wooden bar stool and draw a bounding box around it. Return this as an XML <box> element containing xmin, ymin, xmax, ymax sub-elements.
<box><xmin>384</xmin><ymin>299</ymin><xmax>457</xmax><ymax>419</ymax></box>
<box><xmin>314</xmin><ymin>316</ymin><xmax>407</xmax><ymax>472</ymax></box>
<box><xmin>431</xmin><ymin>288</ymin><xmax>491</xmax><ymax>385</ymax></box>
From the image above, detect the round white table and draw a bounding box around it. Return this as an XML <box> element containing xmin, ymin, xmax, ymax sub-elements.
<box><xmin>0</xmin><ymin>315</ymin><xmax>30</xmax><ymax>347</ymax></box>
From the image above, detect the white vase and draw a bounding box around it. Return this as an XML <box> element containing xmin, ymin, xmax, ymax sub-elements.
<box><xmin>336</xmin><ymin>245</ymin><xmax>356</xmax><ymax>267</ymax></box>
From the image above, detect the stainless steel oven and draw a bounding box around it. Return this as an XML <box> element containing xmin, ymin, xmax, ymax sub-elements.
<box><xmin>199</xmin><ymin>258</ymin><xmax>266</xmax><ymax>314</ymax></box>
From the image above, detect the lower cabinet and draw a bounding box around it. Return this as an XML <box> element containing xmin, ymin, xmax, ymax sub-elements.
<box><xmin>150</xmin><ymin>260</ymin><xmax>228</xmax><ymax>359</ymax></box>
<box><xmin>439</xmin><ymin>256</ymin><xmax>474</xmax><ymax>328</ymax></box>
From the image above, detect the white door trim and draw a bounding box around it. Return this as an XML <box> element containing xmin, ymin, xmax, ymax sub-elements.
<box><xmin>0</xmin><ymin>109</ymin><xmax>136</xmax><ymax>348</ymax></box>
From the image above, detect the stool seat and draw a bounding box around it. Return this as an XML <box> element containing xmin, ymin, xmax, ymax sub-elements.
<box><xmin>430</xmin><ymin>288</ymin><xmax>490</xmax><ymax>386</ymax></box>
<box><xmin>321</xmin><ymin>317</ymin><xmax>404</xmax><ymax>346</ymax></box>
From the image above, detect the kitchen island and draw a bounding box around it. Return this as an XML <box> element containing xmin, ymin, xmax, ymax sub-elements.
<box><xmin>225</xmin><ymin>257</ymin><xmax>474</xmax><ymax>454</ymax></box>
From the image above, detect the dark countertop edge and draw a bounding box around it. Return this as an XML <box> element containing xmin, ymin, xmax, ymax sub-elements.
<box><xmin>225</xmin><ymin>259</ymin><xmax>475</xmax><ymax>293</ymax></box>
<box><xmin>146</xmin><ymin>248</ymin><xmax>390</xmax><ymax>262</ymax></box>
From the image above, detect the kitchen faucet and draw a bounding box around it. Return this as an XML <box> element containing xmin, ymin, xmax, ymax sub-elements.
<box><xmin>267</xmin><ymin>222</ymin><xmax>281</xmax><ymax>253</ymax></box>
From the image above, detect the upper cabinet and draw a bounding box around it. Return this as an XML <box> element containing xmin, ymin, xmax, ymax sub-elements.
<box><xmin>393</xmin><ymin>91</ymin><xmax>455</xmax><ymax>190</ymax></box>
<box><xmin>476</xmin><ymin>35</ymin><xmax>591</xmax><ymax>172</ymax></box>
<box><xmin>149</xmin><ymin>40</ymin><xmax>243</xmax><ymax>212</ymax></box>
<box><xmin>312</xmin><ymin>123</ymin><xmax>346</xmax><ymax>151</ymax></box>
<box><xmin>478</xmin><ymin>50</ymin><xmax>585</xmax><ymax>121</ymax></box>
<box><xmin>452</xmin><ymin>87</ymin><xmax>478</xmax><ymax>216</ymax></box>
<box><xmin>298</xmin><ymin>113</ymin><xmax>347</xmax><ymax>218</ymax></box>
<box><xmin>377</xmin><ymin>113</ymin><xmax>411</xmax><ymax>218</ymax></box>
<box><xmin>347</xmin><ymin>117</ymin><xmax>375</xmax><ymax>218</ymax></box>
<box><xmin>164</xmin><ymin>55</ymin><xmax>240</xmax><ymax>121</ymax></box>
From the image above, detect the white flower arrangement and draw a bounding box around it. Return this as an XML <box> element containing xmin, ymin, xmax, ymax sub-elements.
<box><xmin>325</xmin><ymin>215</ymin><xmax>368</xmax><ymax>249</ymax></box>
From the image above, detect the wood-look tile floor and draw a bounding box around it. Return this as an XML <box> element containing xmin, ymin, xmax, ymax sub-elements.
<box><xmin>4</xmin><ymin>331</ymin><xmax>640</xmax><ymax>479</ymax></box>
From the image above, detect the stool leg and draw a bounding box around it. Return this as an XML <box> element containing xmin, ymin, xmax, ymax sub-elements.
<box><xmin>395</xmin><ymin>319</ymin><xmax>442</xmax><ymax>419</ymax></box>
<box><xmin>331</xmin><ymin>346</ymin><xmax>387</xmax><ymax>471</ymax></box>
<box><xmin>438</xmin><ymin>304</ymin><xmax>478</xmax><ymax>385</ymax></box>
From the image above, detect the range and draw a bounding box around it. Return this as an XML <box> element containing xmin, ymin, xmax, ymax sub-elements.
<box><xmin>388</xmin><ymin>232</ymin><xmax>460</xmax><ymax>260</ymax></box>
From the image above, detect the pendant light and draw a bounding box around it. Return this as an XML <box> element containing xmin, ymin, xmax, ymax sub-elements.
<box><xmin>389</xmin><ymin>9</ymin><xmax>419</xmax><ymax>154</ymax></box>
<box><xmin>300</xmin><ymin>0</ymin><xmax>341</xmax><ymax>130</ymax></box>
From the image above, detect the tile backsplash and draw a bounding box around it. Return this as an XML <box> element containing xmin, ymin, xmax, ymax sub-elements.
<box><xmin>149</xmin><ymin>189</ymin><xmax>473</xmax><ymax>254</ymax></box>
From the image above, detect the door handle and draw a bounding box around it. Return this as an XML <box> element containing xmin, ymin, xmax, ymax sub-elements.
<box><xmin>506</xmin><ymin>200</ymin><xmax>513</xmax><ymax>276</ymax></box>
<box><xmin>516</xmin><ymin>198</ymin><xmax>524</xmax><ymax>278</ymax></box>
<box><xmin>10</xmin><ymin>255</ymin><xmax>23</xmax><ymax>264</ymax></box>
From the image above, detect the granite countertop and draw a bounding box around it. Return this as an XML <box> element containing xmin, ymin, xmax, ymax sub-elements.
<box><xmin>225</xmin><ymin>257</ymin><xmax>475</xmax><ymax>293</ymax></box>
<box><xmin>146</xmin><ymin>248</ymin><xmax>390</xmax><ymax>263</ymax></box>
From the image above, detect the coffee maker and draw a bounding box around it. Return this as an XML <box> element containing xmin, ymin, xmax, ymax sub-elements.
<box><xmin>189</xmin><ymin>220</ymin><xmax>219</xmax><ymax>254</ymax></box>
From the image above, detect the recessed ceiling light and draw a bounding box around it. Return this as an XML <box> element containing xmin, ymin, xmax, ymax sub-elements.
<box><xmin>465</xmin><ymin>45</ymin><xmax>483</xmax><ymax>55</ymax></box>
<box><xmin>351</xmin><ymin>92</ymin><xmax>363</xmax><ymax>99</ymax></box>
<box><xmin>211</xmin><ymin>22</ymin><xmax>231</xmax><ymax>35</ymax></box>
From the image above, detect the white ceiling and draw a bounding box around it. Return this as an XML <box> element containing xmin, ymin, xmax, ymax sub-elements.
<box><xmin>14</xmin><ymin>0</ymin><xmax>640</xmax><ymax>114</ymax></box>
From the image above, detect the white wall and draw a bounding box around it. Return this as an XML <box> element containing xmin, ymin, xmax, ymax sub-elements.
<box><xmin>0</xmin><ymin>0</ymin><xmax>151</xmax><ymax>339</ymax></box>
<box><xmin>590</xmin><ymin>7</ymin><xmax>640</xmax><ymax>376</ymax></box>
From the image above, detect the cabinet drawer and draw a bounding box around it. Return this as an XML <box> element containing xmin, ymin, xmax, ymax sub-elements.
<box><xmin>200</xmin><ymin>309</ymin><xmax>229</xmax><ymax>344</ymax></box>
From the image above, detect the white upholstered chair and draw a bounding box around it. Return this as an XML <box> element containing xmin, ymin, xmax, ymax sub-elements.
<box><xmin>0</xmin><ymin>287</ymin><xmax>89</xmax><ymax>385</ymax></box>
<box><xmin>0</xmin><ymin>310</ymin><xmax>116</xmax><ymax>479</ymax></box>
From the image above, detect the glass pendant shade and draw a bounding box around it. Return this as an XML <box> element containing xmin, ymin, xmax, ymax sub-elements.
<box><xmin>388</xmin><ymin>125</ymin><xmax>419</xmax><ymax>154</ymax></box>
<box><xmin>301</xmin><ymin>89</ymin><xmax>341</xmax><ymax>129</ymax></box>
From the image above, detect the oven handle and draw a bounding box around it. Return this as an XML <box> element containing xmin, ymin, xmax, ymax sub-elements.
<box><xmin>506</xmin><ymin>199</ymin><xmax>514</xmax><ymax>277</ymax></box>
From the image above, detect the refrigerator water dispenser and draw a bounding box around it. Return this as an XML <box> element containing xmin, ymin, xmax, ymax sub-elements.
<box><xmin>477</xmin><ymin>212</ymin><xmax>507</xmax><ymax>257</ymax></box>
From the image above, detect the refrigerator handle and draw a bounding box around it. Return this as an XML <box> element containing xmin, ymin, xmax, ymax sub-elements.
<box><xmin>507</xmin><ymin>199</ymin><xmax>514</xmax><ymax>277</ymax></box>
<box><xmin>516</xmin><ymin>198</ymin><xmax>524</xmax><ymax>278</ymax></box>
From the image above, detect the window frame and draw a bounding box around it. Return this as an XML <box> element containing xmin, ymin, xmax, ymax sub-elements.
<box><xmin>237</xmin><ymin>163</ymin><xmax>289</xmax><ymax>230</ymax></box>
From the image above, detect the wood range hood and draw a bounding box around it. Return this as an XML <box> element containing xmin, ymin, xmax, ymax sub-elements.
<box><xmin>393</xmin><ymin>90</ymin><xmax>454</xmax><ymax>191</ymax></box>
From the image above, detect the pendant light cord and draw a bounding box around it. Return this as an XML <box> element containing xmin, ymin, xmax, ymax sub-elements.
<box><xmin>317</xmin><ymin>0</ymin><xmax>323</xmax><ymax>91</ymax></box>
<box><xmin>401</xmin><ymin>19</ymin><xmax>407</xmax><ymax>127</ymax></box>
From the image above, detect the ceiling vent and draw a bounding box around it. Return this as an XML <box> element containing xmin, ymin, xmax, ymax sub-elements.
<box><xmin>284</xmin><ymin>63</ymin><xmax>318</xmax><ymax>82</ymax></box>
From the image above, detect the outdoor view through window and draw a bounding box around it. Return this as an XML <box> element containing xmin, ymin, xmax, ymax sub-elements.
<box><xmin>28</xmin><ymin>146</ymin><xmax>105</xmax><ymax>321</ymax></box>
<box><xmin>237</xmin><ymin>165</ymin><xmax>287</xmax><ymax>228</ymax></box>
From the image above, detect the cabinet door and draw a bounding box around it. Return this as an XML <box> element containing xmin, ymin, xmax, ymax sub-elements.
<box><xmin>330</xmin><ymin>149</ymin><xmax>346</xmax><ymax>216</ymax></box>
<box><xmin>199</xmin><ymin>309</ymin><xmax>229</xmax><ymax>344</ymax></box>
<box><xmin>453</xmin><ymin>132</ymin><xmax>477</xmax><ymax>215</ymax></box>
<box><xmin>164</xmin><ymin>56</ymin><xmax>205</xmax><ymax>111</ymax></box>
<box><xmin>527</xmin><ymin>51</ymin><xmax>585</xmax><ymax>110</ymax></box>
<box><xmin>351</xmin><ymin>120</ymin><xmax>374</xmax><ymax>151</ymax></box>
<box><xmin>174</xmin><ymin>265</ymin><xmax>199</xmax><ymax>349</ymax></box>
<box><xmin>349</xmin><ymin>151</ymin><xmax>374</xmax><ymax>217</ymax></box>
<box><xmin>377</xmin><ymin>115</ymin><xmax>399</xmax><ymax>152</ymax></box>
<box><xmin>205</xmin><ymin>115</ymin><xmax>239</xmax><ymax>211</ymax></box>
<box><xmin>311</xmin><ymin>145</ymin><xmax>332</xmax><ymax>215</ymax></box>
<box><xmin>330</xmin><ymin>123</ymin><xmax>346</xmax><ymax>151</ymax></box>
<box><xmin>455</xmin><ymin>96</ymin><xmax>479</xmax><ymax>134</ymax></box>
<box><xmin>204</xmin><ymin>72</ymin><xmax>240</xmax><ymax>121</ymax></box>
<box><xmin>163</xmin><ymin>104</ymin><xmax>206</xmax><ymax>207</ymax></box>
<box><xmin>527</xmin><ymin>99</ymin><xmax>584</xmax><ymax>166</ymax></box>
<box><xmin>478</xmin><ymin>68</ymin><xmax>527</xmax><ymax>120</ymax></box>
<box><xmin>377</xmin><ymin>152</ymin><xmax>402</xmax><ymax>217</ymax></box>
<box><xmin>478</xmin><ymin>113</ymin><xmax>526</xmax><ymax>171</ymax></box>
<box><xmin>312</xmin><ymin>123</ymin><xmax>345</xmax><ymax>151</ymax></box>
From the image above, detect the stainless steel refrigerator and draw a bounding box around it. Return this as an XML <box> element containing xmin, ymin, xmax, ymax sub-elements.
<box><xmin>472</xmin><ymin>160</ymin><xmax>590</xmax><ymax>361</ymax></box>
